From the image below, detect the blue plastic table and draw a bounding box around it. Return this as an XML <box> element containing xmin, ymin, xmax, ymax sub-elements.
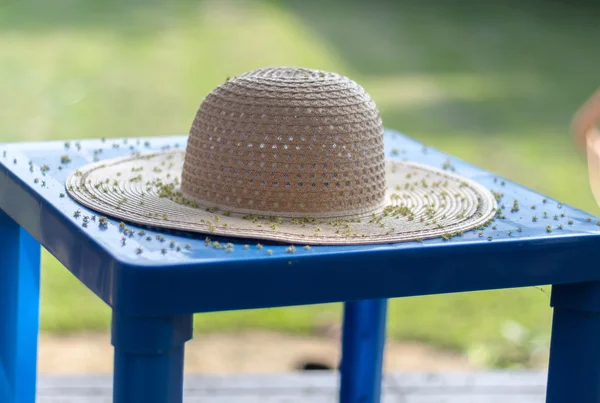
<box><xmin>1</xmin><ymin>129</ymin><xmax>600</xmax><ymax>403</ymax></box>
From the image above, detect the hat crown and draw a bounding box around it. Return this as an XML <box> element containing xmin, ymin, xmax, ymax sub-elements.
<box><xmin>181</xmin><ymin>66</ymin><xmax>387</xmax><ymax>217</ymax></box>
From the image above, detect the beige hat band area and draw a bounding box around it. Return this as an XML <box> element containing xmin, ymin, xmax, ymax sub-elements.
<box><xmin>180</xmin><ymin>140</ymin><xmax>388</xmax><ymax>217</ymax></box>
<box><xmin>66</xmin><ymin>66</ymin><xmax>497</xmax><ymax>245</ymax></box>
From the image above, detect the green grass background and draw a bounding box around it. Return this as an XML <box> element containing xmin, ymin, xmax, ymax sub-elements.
<box><xmin>3</xmin><ymin>0</ymin><xmax>600</xmax><ymax>367</ymax></box>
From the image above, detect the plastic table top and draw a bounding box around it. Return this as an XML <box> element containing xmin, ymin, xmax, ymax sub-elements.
<box><xmin>1</xmin><ymin>129</ymin><xmax>600</xmax><ymax>317</ymax></box>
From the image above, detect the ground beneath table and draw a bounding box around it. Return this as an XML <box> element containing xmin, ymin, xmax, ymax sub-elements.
<box><xmin>39</xmin><ymin>331</ymin><xmax>477</xmax><ymax>374</ymax></box>
<box><xmin>37</xmin><ymin>372</ymin><xmax>548</xmax><ymax>402</ymax></box>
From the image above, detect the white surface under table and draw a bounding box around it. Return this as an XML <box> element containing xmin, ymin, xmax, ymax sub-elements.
<box><xmin>37</xmin><ymin>371</ymin><xmax>547</xmax><ymax>403</ymax></box>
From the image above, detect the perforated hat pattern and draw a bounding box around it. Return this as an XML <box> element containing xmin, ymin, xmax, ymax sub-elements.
<box><xmin>181</xmin><ymin>67</ymin><xmax>387</xmax><ymax>218</ymax></box>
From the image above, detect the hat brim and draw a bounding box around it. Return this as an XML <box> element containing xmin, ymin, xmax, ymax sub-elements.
<box><xmin>66</xmin><ymin>150</ymin><xmax>497</xmax><ymax>245</ymax></box>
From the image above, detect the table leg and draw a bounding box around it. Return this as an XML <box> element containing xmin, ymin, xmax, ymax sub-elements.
<box><xmin>0</xmin><ymin>211</ymin><xmax>41</xmax><ymax>403</ymax></box>
<box><xmin>111</xmin><ymin>312</ymin><xmax>193</xmax><ymax>403</ymax></box>
<box><xmin>339</xmin><ymin>299</ymin><xmax>387</xmax><ymax>403</ymax></box>
<box><xmin>546</xmin><ymin>281</ymin><xmax>600</xmax><ymax>403</ymax></box>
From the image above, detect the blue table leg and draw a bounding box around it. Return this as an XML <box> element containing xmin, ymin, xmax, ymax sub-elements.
<box><xmin>546</xmin><ymin>281</ymin><xmax>600</xmax><ymax>403</ymax></box>
<box><xmin>0</xmin><ymin>211</ymin><xmax>41</xmax><ymax>403</ymax></box>
<box><xmin>111</xmin><ymin>312</ymin><xmax>193</xmax><ymax>403</ymax></box>
<box><xmin>339</xmin><ymin>299</ymin><xmax>388</xmax><ymax>403</ymax></box>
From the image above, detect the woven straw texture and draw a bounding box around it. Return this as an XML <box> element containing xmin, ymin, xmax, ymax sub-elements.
<box><xmin>182</xmin><ymin>67</ymin><xmax>386</xmax><ymax>217</ymax></box>
<box><xmin>65</xmin><ymin>67</ymin><xmax>497</xmax><ymax>245</ymax></box>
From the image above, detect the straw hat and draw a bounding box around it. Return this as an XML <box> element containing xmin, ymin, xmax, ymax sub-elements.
<box><xmin>66</xmin><ymin>67</ymin><xmax>496</xmax><ymax>245</ymax></box>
